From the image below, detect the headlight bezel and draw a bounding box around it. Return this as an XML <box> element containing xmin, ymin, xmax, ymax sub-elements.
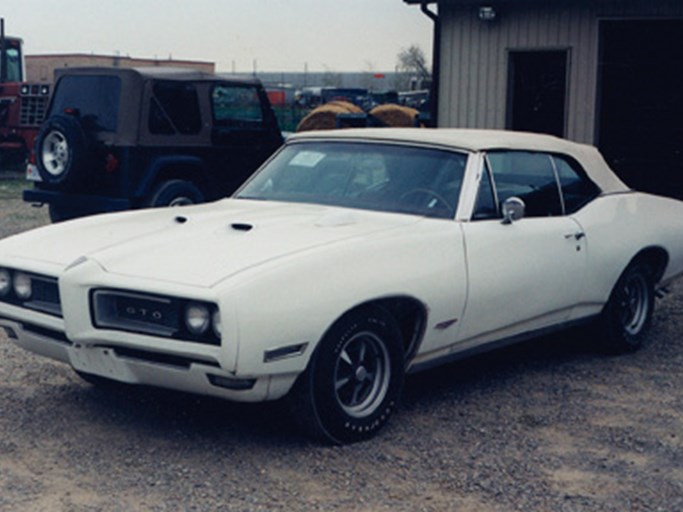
<box><xmin>0</xmin><ymin>267</ymin><xmax>62</xmax><ymax>317</ymax></box>
<box><xmin>185</xmin><ymin>302</ymin><xmax>212</xmax><ymax>336</ymax></box>
<box><xmin>211</xmin><ymin>308</ymin><xmax>222</xmax><ymax>339</ymax></box>
<box><xmin>178</xmin><ymin>300</ymin><xmax>222</xmax><ymax>344</ymax></box>
<box><xmin>13</xmin><ymin>272</ymin><xmax>33</xmax><ymax>300</ymax></box>
<box><xmin>91</xmin><ymin>288</ymin><xmax>221</xmax><ymax>345</ymax></box>
<box><xmin>0</xmin><ymin>268</ymin><xmax>11</xmax><ymax>298</ymax></box>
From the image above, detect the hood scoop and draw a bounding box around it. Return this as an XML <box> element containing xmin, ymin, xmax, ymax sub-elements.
<box><xmin>231</xmin><ymin>222</ymin><xmax>254</xmax><ymax>232</ymax></box>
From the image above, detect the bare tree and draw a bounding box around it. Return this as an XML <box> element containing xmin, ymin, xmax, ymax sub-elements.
<box><xmin>395</xmin><ymin>45</ymin><xmax>430</xmax><ymax>91</ymax></box>
<box><xmin>397</xmin><ymin>45</ymin><xmax>430</xmax><ymax>80</ymax></box>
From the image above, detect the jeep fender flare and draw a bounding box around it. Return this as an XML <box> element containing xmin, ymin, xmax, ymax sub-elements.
<box><xmin>135</xmin><ymin>155</ymin><xmax>207</xmax><ymax>199</ymax></box>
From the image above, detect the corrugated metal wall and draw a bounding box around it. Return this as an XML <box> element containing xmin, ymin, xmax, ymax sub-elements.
<box><xmin>438</xmin><ymin>0</ymin><xmax>683</xmax><ymax>144</ymax></box>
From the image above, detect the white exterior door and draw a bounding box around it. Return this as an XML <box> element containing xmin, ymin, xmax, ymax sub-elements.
<box><xmin>453</xmin><ymin>149</ymin><xmax>595</xmax><ymax>345</ymax></box>
<box><xmin>457</xmin><ymin>216</ymin><xmax>587</xmax><ymax>343</ymax></box>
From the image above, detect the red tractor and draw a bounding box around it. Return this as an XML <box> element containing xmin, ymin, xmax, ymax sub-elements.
<box><xmin>0</xmin><ymin>19</ymin><xmax>50</xmax><ymax>170</ymax></box>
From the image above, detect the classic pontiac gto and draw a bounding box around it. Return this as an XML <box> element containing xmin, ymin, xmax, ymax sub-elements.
<box><xmin>1</xmin><ymin>129</ymin><xmax>682</xmax><ymax>443</ymax></box>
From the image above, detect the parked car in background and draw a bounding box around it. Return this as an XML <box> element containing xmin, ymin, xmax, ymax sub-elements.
<box><xmin>295</xmin><ymin>86</ymin><xmax>371</xmax><ymax>110</ymax></box>
<box><xmin>398</xmin><ymin>89</ymin><xmax>430</xmax><ymax>112</ymax></box>
<box><xmin>2</xmin><ymin>128</ymin><xmax>683</xmax><ymax>443</ymax></box>
<box><xmin>23</xmin><ymin>67</ymin><xmax>283</xmax><ymax>221</ymax></box>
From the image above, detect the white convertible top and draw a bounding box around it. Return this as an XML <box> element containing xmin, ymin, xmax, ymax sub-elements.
<box><xmin>292</xmin><ymin>128</ymin><xmax>630</xmax><ymax>194</ymax></box>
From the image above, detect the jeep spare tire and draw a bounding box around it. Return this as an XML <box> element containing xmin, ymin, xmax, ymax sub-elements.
<box><xmin>35</xmin><ymin>115</ymin><xmax>90</xmax><ymax>188</ymax></box>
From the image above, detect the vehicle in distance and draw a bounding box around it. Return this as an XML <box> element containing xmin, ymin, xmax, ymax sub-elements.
<box><xmin>2</xmin><ymin>128</ymin><xmax>683</xmax><ymax>443</ymax></box>
<box><xmin>23</xmin><ymin>67</ymin><xmax>283</xmax><ymax>222</ymax></box>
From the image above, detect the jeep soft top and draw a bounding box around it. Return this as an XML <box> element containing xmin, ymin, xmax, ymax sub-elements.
<box><xmin>24</xmin><ymin>66</ymin><xmax>283</xmax><ymax>221</ymax></box>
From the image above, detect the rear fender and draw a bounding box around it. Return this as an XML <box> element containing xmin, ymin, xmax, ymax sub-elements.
<box><xmin>134</xmin><ymin>155</ymin><xmax>207</xmax><ymax>199</ymax></box>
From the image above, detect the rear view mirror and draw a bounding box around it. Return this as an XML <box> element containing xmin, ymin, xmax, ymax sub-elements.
<box><xmin>501</xmin><ymin>197</ymin><xmax>525</xmax><ymax>224</ymax></box>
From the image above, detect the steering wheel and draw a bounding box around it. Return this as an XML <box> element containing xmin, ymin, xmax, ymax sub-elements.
<box><xmin>400</xmin><ymin>188</ymin><xmax>454</xmax><ymax>217</ymax></box>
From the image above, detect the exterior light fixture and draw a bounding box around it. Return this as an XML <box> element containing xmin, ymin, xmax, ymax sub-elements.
<box><xmin>479</xmin><ymin>6</ymin><xmax>497</xmax><ymax>21</ymax></box>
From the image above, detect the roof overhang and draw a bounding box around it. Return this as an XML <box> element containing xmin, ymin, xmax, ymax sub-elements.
<box><xmin>403</xmin><ymin>0</ymin><xmax>613</xmax><ymax>4</ymax></box>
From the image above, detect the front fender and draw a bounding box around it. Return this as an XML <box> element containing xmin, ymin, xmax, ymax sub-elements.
<box><xmin>226</xmin><ymin>220</ymin><xmax>468</xmax><ymax>378</ymax></box>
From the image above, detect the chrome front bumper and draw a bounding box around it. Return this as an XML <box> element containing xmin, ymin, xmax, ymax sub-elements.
<box><xmin>0</xmin><ymin>316</ymin><xmax>296</xmax><ymax>402</ymax></box>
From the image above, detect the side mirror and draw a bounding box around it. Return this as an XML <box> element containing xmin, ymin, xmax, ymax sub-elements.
<box><xmin>501</xmin><ymin>197</ymin><xmax>525</xmax><ymax>224</ymax></box>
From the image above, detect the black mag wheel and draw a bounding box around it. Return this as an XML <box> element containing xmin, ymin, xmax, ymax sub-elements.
<box><xmin>291</xmin><ymin>306</ymin><xmax>405</xmax><ymax>444</ymax></box>
<box><xmin>600</xmin><ymin>261</ymin><xmax>655</xmax><ymax>354</ymax></box>
<box><xmin>334</xmin><ymin>331</ymin><xmax>392</xmax><ymax>419</ymax></box>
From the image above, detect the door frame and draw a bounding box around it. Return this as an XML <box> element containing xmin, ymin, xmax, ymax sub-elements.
<box><xmin>505</xmin><ymin>48</ymin><xmax>571</xmax><ymax>138</ymax></box>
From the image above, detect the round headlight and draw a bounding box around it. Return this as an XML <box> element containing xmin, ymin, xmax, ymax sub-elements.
<box><xmin>185</xmin><ymin>303</ymin><xmax>210</xmax><ymax>335</ymax></box>
<box><xmin>212</xmin><ymin>308</ymin><xmax>222</xmax><ymax>338</ymax></box>
<box><xmin>0</xmin><ymin>269</ymin><xmax>11</xmax><ymax>297</ymax></box>
<box><xmin>13</xmin><ymin>272</ymin><xmax>32</xmax><ymax>300</ymax></box>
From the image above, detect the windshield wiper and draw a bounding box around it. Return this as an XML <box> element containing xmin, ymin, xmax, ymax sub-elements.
<box><xmin>234</xmin><ymin>195</ymin><xmax>269</xmax><ymax>201</ymax></box>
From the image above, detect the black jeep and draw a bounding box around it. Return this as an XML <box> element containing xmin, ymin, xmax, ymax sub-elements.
<box><xmin>24</xmin><ymin>67</ymin><xmax>283</xmax><ymax>221</ymax></box>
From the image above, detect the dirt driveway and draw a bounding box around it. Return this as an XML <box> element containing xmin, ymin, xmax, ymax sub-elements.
<box><xmin>1</xmin><ymin>180</ymin><xmax>682</xmax><ymax>511</ymax></box>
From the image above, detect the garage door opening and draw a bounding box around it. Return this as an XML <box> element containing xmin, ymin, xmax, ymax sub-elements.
<box><xmin>506</xmin><ymin>50</ymin><xmax>568</xmax><ymax>138</ymax></box>
<box><xmin>597</xmin><ymin>20</ymin><xmax>683</xmax><ymax>199</ymax></box>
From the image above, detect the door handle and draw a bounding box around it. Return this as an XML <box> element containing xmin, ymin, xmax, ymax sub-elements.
<box><xmin>564</xmin><ymin>232</ymin><xmax>585</xmax><ymax>240</ymax></box>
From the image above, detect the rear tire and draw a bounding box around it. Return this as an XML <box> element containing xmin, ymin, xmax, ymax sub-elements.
<box><xmin>146</xmin><ymin>179</ymin><xmax>205</xmax><ymax>208</ymax></box>
<box><xmin>599</xmin><ymin>260</ymin><xmax>655</xmax><ymax>354</ymax></box>
<box><xmin>290</xmin><ymin>306</ymin><xmax>405</xmax><ymax>444</ymax></box>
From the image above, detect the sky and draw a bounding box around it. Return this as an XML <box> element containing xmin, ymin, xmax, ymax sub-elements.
<box><xmin>7</xmin><ymin>0</ymin><xmax>434</xmax><ymax>73</ymax></box>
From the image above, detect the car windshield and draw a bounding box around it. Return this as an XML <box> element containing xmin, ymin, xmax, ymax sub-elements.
<box><xmin>236</xmin><ymin>141</ymin><xmax>468</xmax><ymax>218</ymax></box>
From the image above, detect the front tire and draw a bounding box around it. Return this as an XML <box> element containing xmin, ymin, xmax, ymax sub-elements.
<box><xmin>599</xmin><ymin>260</ymin><xmax>655</xmax><ymax>354</ymax></box>
<box><xmin>291</xmin><ymin>306</ymin><xmax>405</xmax><ymax>444</ymax></box>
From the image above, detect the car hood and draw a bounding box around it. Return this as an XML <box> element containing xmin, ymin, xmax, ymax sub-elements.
<box><xmin>3</xmin><ymin>200</ymin><xmax>420</xmax><ymax>287</ymax></box>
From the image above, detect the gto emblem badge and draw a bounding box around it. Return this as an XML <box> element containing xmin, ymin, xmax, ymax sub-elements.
<box><xmin>125</xmin><ymin>306</ymin><xmax>163</xmax><ymax>321</ymax></box>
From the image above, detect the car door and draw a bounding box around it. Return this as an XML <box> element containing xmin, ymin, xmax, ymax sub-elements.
<box><xmin>457</xmin><ymin>150</ymin><xmax>590</xmax><ymax>344</ymax></box>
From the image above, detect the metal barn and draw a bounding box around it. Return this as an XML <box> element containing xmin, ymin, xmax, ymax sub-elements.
<box><xmin>407</xmin><ymin>0</ymin><xmax>683</xmax><ymax>198</ymax></box>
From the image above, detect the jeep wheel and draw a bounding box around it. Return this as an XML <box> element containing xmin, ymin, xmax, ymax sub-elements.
<box><xmin>146</xmin><ymin>180</ymin><xmax>205</xmax><ymax>208</ymax></box>
<box><xmin>35</xmin><ymin>115</ymin><xmax>90</xmax><ymax>189</ymax></box>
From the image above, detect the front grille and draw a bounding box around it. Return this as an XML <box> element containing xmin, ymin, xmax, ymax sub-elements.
<box><xmin>0</xmin><ymin>269</ymin><xmax>62</xmax><ymax>317</ymax></box>
<box><xmin>92</xmin><ymin>290</ymin><xmax>179</xmax><ymax>337</ymax></box>
<box><xmin>20</xmin><ymin>95</ymin><xmax>49</xmax><ymax>126</ymax></box>
<box><xmin>25</xmin><ymin>276</ymin><xmax>62</xmax><ymax>316</ymax></box>
<box><xmin>91</xmin><ymin>289</ymin><xmax>220</xmax><ymax>345</ymax></box>
<box><xmin>23</xmin><ymin>324</ymin><xmax>71</xmax><ymax>345</ymax></box>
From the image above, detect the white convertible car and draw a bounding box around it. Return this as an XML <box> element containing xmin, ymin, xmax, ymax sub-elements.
<box><xmin>1</xmin><ymin>129</ymin><xmax>683</xmax><ymax>443</ymax></box>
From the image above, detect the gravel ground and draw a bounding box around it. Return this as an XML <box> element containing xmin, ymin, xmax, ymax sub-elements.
<box><xmin>1</xmin><ymin>179</ymin><xmax>682</xmax><ymax>511</ymax></box>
